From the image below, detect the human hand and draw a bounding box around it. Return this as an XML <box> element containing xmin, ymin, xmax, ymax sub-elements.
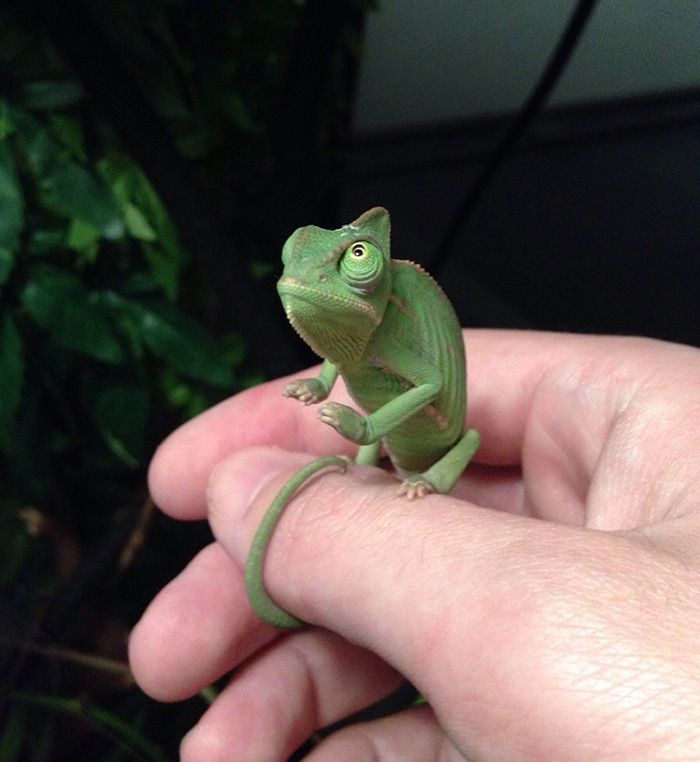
<box><xmin>129</xmin><ymin>330</ymin><xmax>700</xmax><ymax>760</ymax></box>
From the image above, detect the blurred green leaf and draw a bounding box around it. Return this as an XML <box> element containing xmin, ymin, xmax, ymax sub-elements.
<box><xmin>121</xmin><ymin>270</ymin><xmax>163</xmax><ymax>296</ymax></box>
<box><xmin>27</xmin><ymin>227</ymin><xmax>64</xmax><ymax>256</ymax></box>
<box><xmin>220</xmin><ymin>332</ymin><xmax>247</xmax><ymax>367</ymax></box>
<box><xmin>0</xmin><ymin>99</ymin><xmax>13</xmax><ymax>140</ymax></box>
<box><xmin>48</xmin><ymin>113</ymin><xmax>87</xmax><ymax>162</ymax></box>
<box><xmin>160</xmin><ymin>368</ymin><xmax>210</xmax><ymax>419</ymax></box>
<box><xmin>88</xmin><ymin>379</ymin><xmax>149</xmax><ymax>466</ymax></box>
<box><xmin>21</xmin><ymin>265</ymin><xmax>125</xmax><ymax>364</ymax></box>
<box><xmin>13</xmin><ymin>111</ymin><xmax>124</xmax><ymax>238</ymax></box>
<box><xmin>0</xmin><ymin>140</ymin><xmax>24</xmax><ymax>252</ymax></box>
<box><xmin>124</xmin><ymin>202</ymin><xmax>157</xmax><ymax>241</ymax></box>
<box><xmin>0</xmin><ymin>248</ymin><xmax>14</xmax><ymax>284</ymax></box>
<box><xmin>98</xmin><ymin>152</ymin><xmax>185</xmax><ymax>299</ymax></box>
<box><xmin>21</xmin><ymin>80</ymin><xmax>84</xmax><ymax>110</ymax></box>
<box><xmin>141</xmin><ymin>241</ymin><xmax>180</xmax><ymax>300</ymax></box>
<box><xmin>105</xmin><ymin>293</ymin><xmax>234</xmax><ymax>387</ymax></box>
<box><xmin>0</xmin><ymin>312</ymin><xmax>23</xmax><ymax>422</ymax></box>
<box><xmin>65</xmin><ymin>217</ymin><xmax>100</xmax><ymax>253</ymax></box>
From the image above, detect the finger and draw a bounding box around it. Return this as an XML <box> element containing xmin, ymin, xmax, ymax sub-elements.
<box><xmin>205</xmin><ymin>445</ymin><xmax>556</xmax><ymax>649</ymax></box>
<box><xmin>453</xmin><ymin>462</ymin><xmax>524</xmax><ymax>515</ymax></box>
<box><xmin>180</xmin><ymin>629</ymin><xmax>402</xmax><ymax>762</ymax></box>
<box><xmin>305</xmin><ymin>705</ymin><xmax>463</xmax><ymax>762</ymax></box>
<box><xmin>206</xmin><ymin>446</ymin><xmax>538</xmax><ymax>674</ymax></box>
<box><xmin>128</xmin><ymin>543</ymin><xmax>274</xmax><ymax>701</ymax></box>
<box><xmin>148</xmin><ymin>370</ymin><xmax>356</xmax><ymax>520</ymax></box>
<box><xmin>207</xmin><ymin>446</ymin><xmax>700</xmax><ymax>759</ymax></box>
<box><xmin>150</xmin><ymin>330</ymin><xmax>699</xmax><ymax>522</ymax></box>
<box><xmin>146</xmin><ymin>329</ymin><xmax>585</xmax><ymax>520</ymax></box>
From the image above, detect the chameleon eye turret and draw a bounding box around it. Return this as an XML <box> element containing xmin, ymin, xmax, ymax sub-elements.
<box><xmin>339</xmin><ymin>240</ymin><xmax>385</xmax><ymax>295</ymax></box>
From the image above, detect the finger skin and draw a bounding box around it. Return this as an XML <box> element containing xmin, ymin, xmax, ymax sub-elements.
<box><xmin>148</xmin><ymin>371</ymin><xmax>356</xmax><ymax>521</ymax></box>
<box><xmin>206</xmin><ymin>446</ymin><xmax>700</xmax><ymax>760</ymax></box>
<box><xmin>148</xmin><ymin>326</ymin><xmax>544</xmax><ymax>519</ymax></box>
<box><xmin>180</xmin><ymin>630</ymin><xmax>402</xmax><ymax>762</ymax></box>
<box><xmin>148</xmin><ymin>330</ymin><xmax>700</xmax><ymax>522</ymax></box>
<box><xmin>140</xmin><ymin>331</ymin><xmax>700</xmax><ymax>758</ymax></box>
<box><xmin>128</xmin><ymin>543</ymin><xmax>274</xmax><ymax>701</ymax></box>
<box><xmin>130</xmin><ymin>541</ymin><xmax>405</xmax><ymax>761</ymax></box>
<box><xmin>304</xmin><ymin>705</ymin><xmax>463</xmax><ymax>762</ymax></box>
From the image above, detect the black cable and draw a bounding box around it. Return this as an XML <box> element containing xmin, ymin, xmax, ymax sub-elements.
<box><xmin>431</xmin><ymin>0</ymin><xmax>600</xmax><ymax>274</ymax></box>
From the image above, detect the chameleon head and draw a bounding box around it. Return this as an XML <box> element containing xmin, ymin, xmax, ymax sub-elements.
<box><xmin>277</xmin><ymin>207</ymin><xmax>392</xmax><ymax>365</ymax></box>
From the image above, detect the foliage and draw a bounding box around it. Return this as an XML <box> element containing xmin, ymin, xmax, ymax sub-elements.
<box><xmin>0</xmin><ymin>10</ymin><xmax>249</xmax><ymax>761</ymax></box>
<box><xmin>0</xmin><ymin>96</ymin><xmax>244</xmax><ymax>487</ymax></box>
<box><xmin>0</xmin><ymin>0</ymin><xmax>371</xmax><ymax>756</ymax></box>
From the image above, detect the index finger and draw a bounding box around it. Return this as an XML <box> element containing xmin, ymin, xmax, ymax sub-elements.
<box><xmin>147</xmin><ymin>329</ymin><xmax>659</xmax><ymax>520</ymax></box>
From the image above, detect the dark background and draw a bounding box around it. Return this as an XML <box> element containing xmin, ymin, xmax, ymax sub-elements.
<box><xmin>344</xmin><ymin>92</ymin><xmax>700</xmax><ymax>346</ymax></box>
<box><xmin>1</xmin><ymin>2</ymin><xmax>697</xmax><ymax>759</ymax></box>
<box><xmin>341</xmin><ymin>1</ymin><xmax>699</xmax><ymax>348</ymax></box>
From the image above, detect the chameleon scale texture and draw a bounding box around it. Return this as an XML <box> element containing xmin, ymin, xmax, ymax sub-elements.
<box><xmin>245</xmin><ymin>207</ymin><xmax>477</xmax><ymax>628</ymax></box>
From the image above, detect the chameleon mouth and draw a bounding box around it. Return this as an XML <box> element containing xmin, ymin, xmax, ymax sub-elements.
<box><xmin>277</xmin><ymin>276</ymin><xmax>380</xmax><ymax>362</ymax></box>
<box><xmin>277</xmin><ymin>277</ymin><xmax>381</xmax><ymax>326</ymax></box>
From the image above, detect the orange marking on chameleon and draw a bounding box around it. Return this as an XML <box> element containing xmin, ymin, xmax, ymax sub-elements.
<box><xmin>424</xmin><ymin>403</ymin><xmax>450</xmax><ymax>430</ymax></box>
<box><xmin>388</xmin><ymin>293</ymin><xmax>416</xmax><ymax>320</ymax></box>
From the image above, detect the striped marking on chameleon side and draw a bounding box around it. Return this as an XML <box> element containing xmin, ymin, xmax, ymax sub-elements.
<box><xmin>388</xmin><ymin>293</ymin><xmax>416</xmax><ymax>320</ymax></box>
<box><xmin>424</xmin><ymin>403</ymin><xmax>450</xmax><ymax>430</ymax></box>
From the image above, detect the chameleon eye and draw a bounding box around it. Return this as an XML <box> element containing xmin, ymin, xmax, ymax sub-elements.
<box><xmin>340</xmin><ymin>241</ymin><xmax>384</xmax><ymax>294</ymax></box>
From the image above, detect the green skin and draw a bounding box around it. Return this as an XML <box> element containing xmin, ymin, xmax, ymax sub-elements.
<box><xmin>244</xmin><ymin>207</ymin><xmax>480</xmax><ymax>628</ymax></box>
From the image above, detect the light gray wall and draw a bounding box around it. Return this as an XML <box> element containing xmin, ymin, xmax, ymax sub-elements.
<box><xmin>353</xmin><ymin>1</ymin><xmax>700</xmax><ymax>133</ymax></box>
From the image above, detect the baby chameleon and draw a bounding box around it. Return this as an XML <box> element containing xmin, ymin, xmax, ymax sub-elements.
<box><xmin>244</xmin><ymin>206</ymin><xmax>480</xmax><ymax>627</ymax></box>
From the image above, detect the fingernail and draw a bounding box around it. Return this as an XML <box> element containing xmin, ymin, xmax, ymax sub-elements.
<box><xmin>207</xmin><ymin>446</ymin><xmax>304</xmax><ymax>523</ymax></box>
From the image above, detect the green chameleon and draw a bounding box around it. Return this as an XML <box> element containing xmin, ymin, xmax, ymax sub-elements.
<box><xmin>244</xmin><ymin>207</ymin><xmax>480</xmax><ymax>628</ymax></box>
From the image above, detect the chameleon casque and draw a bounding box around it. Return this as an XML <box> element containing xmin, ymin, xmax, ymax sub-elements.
<box><xmin>244</xmin><ymin>207</ymin><xmax>480</xmax><ymax>628</ymax></box>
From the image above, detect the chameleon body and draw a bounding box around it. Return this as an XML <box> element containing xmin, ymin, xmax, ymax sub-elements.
<box><xmin>244</xmin><ymin>207</ymin><xmax>479</xmax><ymax>627</ymax></box>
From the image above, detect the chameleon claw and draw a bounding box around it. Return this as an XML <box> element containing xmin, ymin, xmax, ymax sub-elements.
<box><xmin>397</xmin><ymin>479</ymin><xmax>434</xmax><ymax>500</ymax></box>
<box><xmin>283</xmin><ymin>379</ymin><xmax>325</xmax><ymax>405</ymax></box>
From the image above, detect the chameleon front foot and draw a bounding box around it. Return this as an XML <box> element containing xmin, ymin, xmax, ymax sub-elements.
<box><xmin>282</xmin><ymin>377</ymin><xmax>329</xmax><ymax>405</ymax></box>
<box><xmin>319</xmin><ymin>402</ymin><xmax>371</xmax><ymax>444</ymax></box>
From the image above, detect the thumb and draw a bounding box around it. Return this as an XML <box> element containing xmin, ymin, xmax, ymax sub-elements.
<box><xmin>205</xmin><ymin>446</ymin><xmax>696</xmax><ymax>758</ymax></box>
<box><xmin>207</xmin><ymin>446</ymin><xmax>523</xmax><ymax>655</ymax></box>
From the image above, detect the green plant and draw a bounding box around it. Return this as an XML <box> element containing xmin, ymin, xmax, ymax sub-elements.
<box><xmin>0</xmin><ymin>2</ymin><xmax>371</xmax><ymax>756</ymax></box>
<box><xmin>0</xmin><ymin>18</ymin><xmax>245</xmax><ymax>760</ymax></box>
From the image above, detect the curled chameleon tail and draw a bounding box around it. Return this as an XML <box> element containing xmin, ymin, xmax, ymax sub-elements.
<box><xmin>244</xmin><ymin>455</ymin><xmax>351</xmax><ymax>628</ymax></box>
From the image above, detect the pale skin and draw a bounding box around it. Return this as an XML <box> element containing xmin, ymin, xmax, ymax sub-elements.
<box><xmin>129</xmin><ymin>330</ymin><xmax>700</xmax><ymax>761</ymax></box>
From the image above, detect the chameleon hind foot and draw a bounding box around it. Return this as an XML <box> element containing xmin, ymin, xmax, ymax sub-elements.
<box><xmin>398</xmin><ymin>428</ymin><xmax>481</xmax><ymax>499</ymax></box>
<box><xmin>397</xmin><ymin>478</ymin><xmax>434</xmax><ymax>500</ymax></box>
